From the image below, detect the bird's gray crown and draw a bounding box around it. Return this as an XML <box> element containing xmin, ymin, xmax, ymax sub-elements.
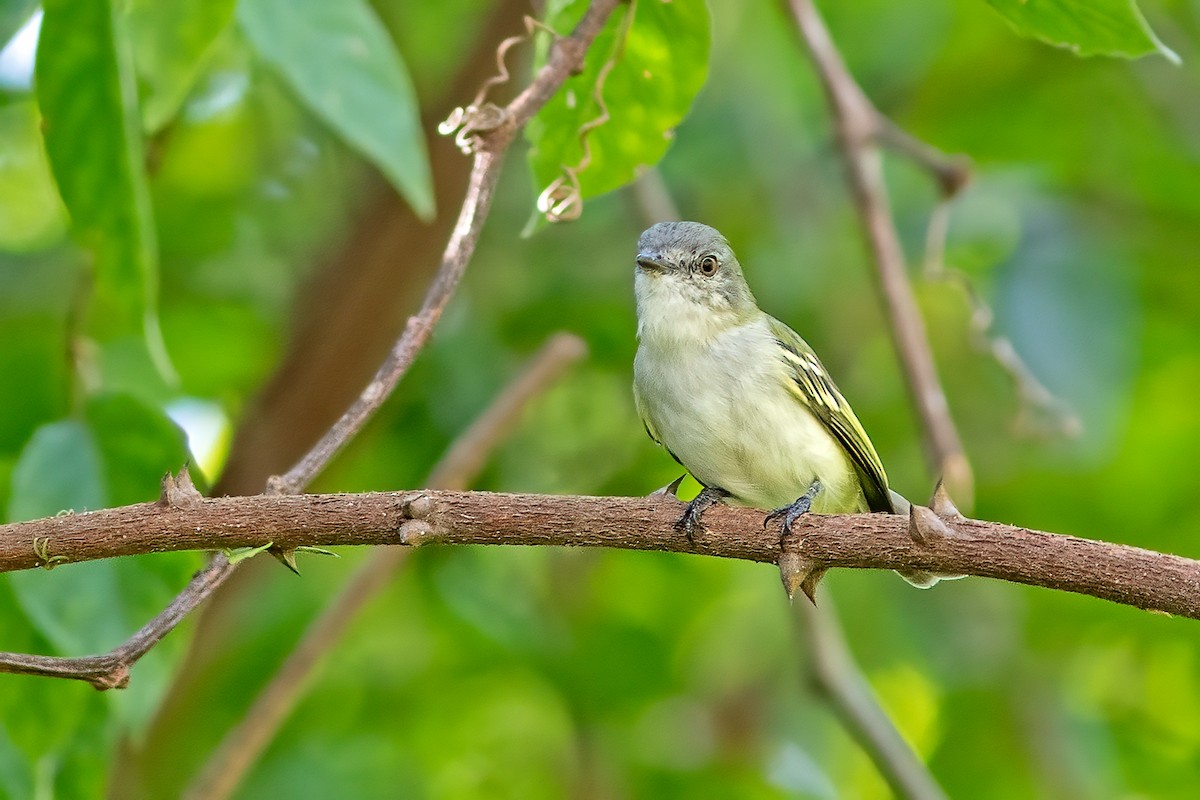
<box><xmin>637</xmin><ymin>221</ymin><xmax>730</xmax><ymax>264</ymax></box>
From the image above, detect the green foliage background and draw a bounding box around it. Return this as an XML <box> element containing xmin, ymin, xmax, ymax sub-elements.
<box><xmin>1</xmin><ymin>0</ymin><xmax>1199</xmax><ymax>797</ymax></box>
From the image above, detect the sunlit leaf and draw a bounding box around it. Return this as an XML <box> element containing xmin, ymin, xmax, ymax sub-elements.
<box><xmin>526</xmin><ymin>0</ymin><xmax>710</xmax><ymax>221</ymax></box>
<box><xmin>984</xmin><ymin>0</ymin><xmax>1179</xmax><ymax>63</ymax></box>
<box><xmin>238</xmin><ymin>0</ymin><xmax>434</xmax><ymax>219</ymax></box>
<box><xmin>128</xmin><ymin>0</ymin><xmax>237</xmax><ymax>132</ymax></box>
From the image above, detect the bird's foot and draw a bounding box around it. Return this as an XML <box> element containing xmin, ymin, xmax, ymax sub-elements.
<box><xmin>675</xmin><ymin>486</ymin><xmax>729</xmax><ymax>542</ymax></box>
<box><xmin>764</xmin><ymin>479</ymin><xmax>823</xmax><ymax>536</ymax></box>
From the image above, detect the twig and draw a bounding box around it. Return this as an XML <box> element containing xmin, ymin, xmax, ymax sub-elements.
<box><xmin>784</xmin><ymin>0</ymin><xmax>973</xmax><ymax>507</ymax></box>
<box><xmin>0</xmin><ymin>552</ymin><xmax>234</xmax><ymax>689</ymax></box>
<box><xmin>921</xmin><ymin>202</ymin><xmax>1082</xmax><ymax>439</ymax></box>
<box><xmin>183</xmin><ymin>333</ymin><xmax>587</xmax><ymax>800</ymax></box>
<box><xmin>0</xmin><ymin>0</ymin><xmax>621</xmax><ymax>691</ymax></box>
<box><xmin>1</xmin><ymin>493</ymin><xmax>1198</xmax><ymax>624</ymax></box>
<box><xmin>794</xmin><ymin>599</ymin><xmax>947</xmax><ymax>800</ymax></box>
<box><xmin>275</xmin><ymin>0</ymin><xmax>621</xmax><ymax>494</ymax></box>
<box><xmin>874</xmin><ymin>117</ymin><xmax>970</xmax><ymax>199</ymax></box>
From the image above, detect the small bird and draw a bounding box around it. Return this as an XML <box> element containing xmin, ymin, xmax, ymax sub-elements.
<box><xmin>632</xmin><ymin>221</ymin><xmax>936</xmax><ymax>588</ymax></box>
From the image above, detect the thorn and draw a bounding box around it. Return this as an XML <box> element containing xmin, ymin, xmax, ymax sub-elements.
<box><xmin>908</xmin><ymin>503</ymin><xmax>927</xmax><ymax>546</ymax></box>
<box><xmin>929</xmin><ymin>478</ymin><xmax>965</xmax><ymax>521</ymax></box>
<box><xmin>800</xmin><ymin>569</ymin><xmax>827</xmax><ymax>605</ymax></box>
<box><xmin>910</xmin><ymin>504</ymin><xmax>962</xmax><ymax>544</ymax></box>
<box><xmin>779</xmin><ymin>550</ymin><xmax>824</xmax><ymax>604</ymax></box>
<box><xmin>649</xmin><ymin>474</ymin><xmax>686</xmax><ymax>498</ymax></box>
<box><xmin>269</xmin><ymin>546</ymin><xmax>301</xmax><ymax>575</ymax></box>
<box><xmin>158</xmin><ymin>466</ymin><xmax>203</xmax><ymax>509</ymax></box>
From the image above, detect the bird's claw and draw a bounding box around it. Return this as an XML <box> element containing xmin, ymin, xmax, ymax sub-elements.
<box><xmin>764</xmin><ymin>479</ymin><xmax>823</xmax><ymax>535</ymax></box>
<box><xmin>674</xmin><ymin>486</ymin><xmax>728</xmax><ymax>543</ymax></box>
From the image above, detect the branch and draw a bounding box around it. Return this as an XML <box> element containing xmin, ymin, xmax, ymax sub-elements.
<box><xmin>0</xmin><ymin>0</ymin><xmax>622</xmax><ymax>690</ymax></box>
<box><xmin>784</xmin><ymin>0</ymin><xmax>973</xmax><ymax>506</ymax></box>
<box><xmin>183</xmin><ymin>332</ymin><xmax>586</xmax><ymax>800</ymax></box>
<box><xmin>0</xmin><ymin>551</ymin><xmax>234</xmax><ymax>688</ymax></box>
<box><xmin>2</xmin><ymin>494</ymin><xmax>1198</xmax><ymax>619</ymax></box>
<box><xmin>794</xmin><ymin>599</ymin><xmax>946</xmax><ymax>800</ymax></box>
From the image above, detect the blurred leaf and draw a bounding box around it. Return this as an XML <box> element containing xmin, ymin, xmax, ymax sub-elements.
<box><xmin>35</xmin><ymin>0</ymin><xmax>160</xmax><ymax>340</ymax></box>
<box><xmin>128</xmin><ymin>0</ymin><xmax>237</xmax><ymax>132</ymax></box>
<box><xmin>983</xmin><ymin>0</ymin><xmax>1179</xmax><ymax>63</ymax></box>
<box><xmin>237</xmin><ymin>0</ymin><xmax>434</xmax><ymax>219</ymax></box>
<box><xmin>6</xmin><ymin>419</ymin><xmax>106</xmax><ymax>523</ymax></box>
<box><xmin>5</xmin><ymin>394</ymin><xmax>197</xmax><ymax>730</ymax></box>
<box><xmin>0</xmin><ymin>255</ymin><xmax>76</xmax><ymax>456</ymax></box>
<box><xmin>0</xmin><ymin>724</ymin><xmax>33</xmax><ymax>800</ymax></box>
<box><xmin>0</xmin><ymin>0</ymin><xmax>37</xmax><ymax>49</ymax></box>
<box><xmin>526</xmin><ymin>0</ymin><xmax>710</xmax><ymax>218</ymax></box>
<box><xmin>0</xmin><ymin>101</ymin><xmax>67</xmax><ymax>250</ymax></box>
<box><xmin>83</xmin><ymin>392</ymin><xmax>189</xmax><ymax>504</ymax></box>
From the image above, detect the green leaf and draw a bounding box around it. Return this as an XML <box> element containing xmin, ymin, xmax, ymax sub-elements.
<box><xmin>83</xmin><ymin>392</ymin><xmax>189</xmax><ymax>506</ymax></box>
<box><xmin>128</xmin><ymin>0</ymin><xmax>238</xmax><ymax>132</ymax></box>
<box><xmin>238</xmin><ymin>0</ymin><xmax>434</xmax><ymax>219</ymax></box>
<box><xmin>0</xmin><ymin>101</ymin><xmax>67</xmax><ymax>251</ymax></box>
<box><xmin>35</xmin><ymin>0</ymin><xmax>162</xmax><ymax>340</ymax></box>
<box><xmin>224</xmin><ymin>541</ymin><xmax>273</xmax><ymax>564</ymax></box>
<box><xmin>0</xmin><ymin>724</ymin><xmax>33</xmax><ymax>800</ymax></box>
<box><xmin>984</xmin><ymin>0</ymin><xmax>1179</xmax><ymax>63</ymax></box>
<box><xmin>6</xmin><ymin>420</ymin><xmax>106</xmax><ymax>522</ymax></box>
<box><xmin>526</xmin><ymin>0</ymin><xmax>710</xmax><ymax>220</ymax></box>
<box><xmin>0</xmin><ymin>0</ymin><xmax>37</xmax><ymax>52</ymax></box>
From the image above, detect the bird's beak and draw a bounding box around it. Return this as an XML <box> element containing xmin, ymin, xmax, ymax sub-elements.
<box><xmin>636</xmin><ymin>254</ymin><xmax>669</xmax><ymax>273</ymax></box>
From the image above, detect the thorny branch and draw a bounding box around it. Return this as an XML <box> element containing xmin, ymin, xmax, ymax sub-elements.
<box><xmin>1</xmin><ymin>490</ymin><xmax>1199</xmax><ymax>619</ymax></box>
<box><xmin>183</xmin><ymin>333</ymin><xmax>587</xmax><ymax>800</ymax></box>
<box><xmin>0</xmin><ymin>0</ymin><xmax>622</xmax><ymax>690</ymax></box>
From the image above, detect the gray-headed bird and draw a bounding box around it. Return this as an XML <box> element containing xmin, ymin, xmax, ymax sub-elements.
<box><xmin>632</xmin><ymin>221</ymin><xmax>939</xmax><ymax>588</ymax></box>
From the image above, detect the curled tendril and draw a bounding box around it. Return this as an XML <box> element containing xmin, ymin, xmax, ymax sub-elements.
<box><xmin>537</xmin><ymin>175</ymin><xmax>583</xmax><ymax>222</ymax></box>
<box><xmin>438</xmin><ymin>16</ymin><xmax>561</xmax><ymax>154</ymax></box>
<box><xmin>537</xmin><ymin>0</ymin><xmax>633</xmax><ymax>223</ymax></box>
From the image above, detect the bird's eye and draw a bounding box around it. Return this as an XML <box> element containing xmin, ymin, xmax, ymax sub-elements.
<box><xmin>698</xmin><ymin>255</ymin><xmax>719</xmax><ymax>276</ymax></box>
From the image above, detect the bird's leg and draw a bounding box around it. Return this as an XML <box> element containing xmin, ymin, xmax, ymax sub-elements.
<box><xmin>764</xmin><ymin>479</ymin><xmax>823</xmax><ymax>536</ymax></box>
<box><xmin>675</xmin><ymin>486</ymin><xmax>730</xmax><ymax>542</ymax></box>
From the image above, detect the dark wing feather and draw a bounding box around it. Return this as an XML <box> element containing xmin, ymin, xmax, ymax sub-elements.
<box><xmin>768</xmin><ymin>317</ymin><xmax>894</xmax><ymax>513</ymax></box>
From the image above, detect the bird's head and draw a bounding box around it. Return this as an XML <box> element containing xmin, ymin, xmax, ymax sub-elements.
<box><xmin>634</xmin><ymin>221</ymin><xmax>758</xmax><ymax>340</ymax></box>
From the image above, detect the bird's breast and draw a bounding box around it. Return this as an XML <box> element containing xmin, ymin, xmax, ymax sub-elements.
<box><xmin>635</xmin><ymin>319</ymin><xmax>863</xmax><ymax>512</ymax></box>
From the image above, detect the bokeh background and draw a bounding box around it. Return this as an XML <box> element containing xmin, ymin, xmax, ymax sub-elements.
<box><xmin>2</xmin><ymin>0</ymin><xmax>1199</xmax><ymax>797</ymax></box>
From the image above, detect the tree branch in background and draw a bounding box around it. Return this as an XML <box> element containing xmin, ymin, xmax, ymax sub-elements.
<box><xmin>784</xmin><ymin>0</ymin><xmax>973</xmax><ymax>507</ymax></box>
<box><xmin>794</xmin><ymin>599</ymin><xmax>947</xmax><ymax>800</ymax></box>
<box><xmin>920</xmin><ymin>200</ymin><xmax>1082</xmax><ymax>439</ymax></box>
<box><xmin>0</xmin><ymin>0</ymin><xmax>621</xmax><ymax>691</ymax></box>
<box><xmin>182</xmin><ymin>333</ymin><xmax>586</xmax><ymax>800</ymax></box>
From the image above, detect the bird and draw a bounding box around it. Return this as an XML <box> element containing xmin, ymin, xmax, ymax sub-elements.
<box><xmin>632</xmin><ymin>221</ymin><xmax>938</xmax><ymax>589</ymax></box>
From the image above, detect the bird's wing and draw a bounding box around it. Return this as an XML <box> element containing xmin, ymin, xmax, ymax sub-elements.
<box><xmin>767</xmin><ymin>316</ymin><xmax>894</xmax><ymax>513</ymax></box>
